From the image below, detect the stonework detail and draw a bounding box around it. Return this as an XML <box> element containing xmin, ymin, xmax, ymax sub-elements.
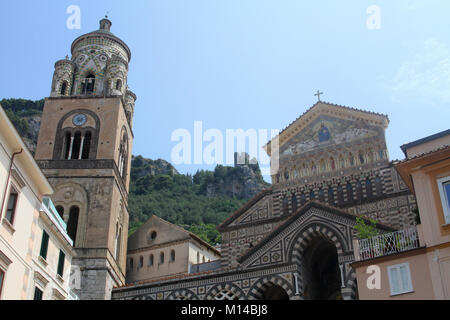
<box><xmin>112</xmin><ymin>101</ymin><xmax>417</xmax><ymax>301</ymax></box>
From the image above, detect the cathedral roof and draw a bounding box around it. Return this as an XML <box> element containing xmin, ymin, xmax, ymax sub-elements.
<box><xmin>264</xmin><ymin>101</ymin><xmax>390</xmax><ymax>156</ymax></box>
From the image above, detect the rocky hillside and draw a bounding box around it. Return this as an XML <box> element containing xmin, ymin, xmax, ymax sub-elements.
<box><xmin>0</xmin><ymin>98</ymin><xmax>43</xmax><ymax>154</ymax></box>
<box><xmin>131</xmin><ymin>155</ymin><xmax>179</xmax><ymax>178</ymax></box>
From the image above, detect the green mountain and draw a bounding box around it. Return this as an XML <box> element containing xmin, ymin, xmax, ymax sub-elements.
<box><xmin>1</xmin><ymin>98</ymin><xmax>271</xmax><ymax>245</ymax></box>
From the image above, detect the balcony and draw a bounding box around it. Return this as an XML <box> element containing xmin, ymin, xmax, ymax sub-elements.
<box><xmin>354</xmin><ymin>226</ymin><xmax>423</xmax><ymax>261</ymax></box>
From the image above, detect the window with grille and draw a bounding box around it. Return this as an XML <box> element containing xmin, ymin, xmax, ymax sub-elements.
<box><xmin>213</xmin><ymin>289</ymin><xmax>239</xmax><ymax>300</ymax></box>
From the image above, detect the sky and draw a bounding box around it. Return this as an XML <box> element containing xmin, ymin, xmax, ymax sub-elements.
<box><xmin>0</xmin><ymin>0</ymin><xmax>449</xmax><ymax>182</ymax></box>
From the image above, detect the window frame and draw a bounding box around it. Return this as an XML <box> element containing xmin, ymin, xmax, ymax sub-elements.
<box><xmin>33</xmin><ymin>287</ymin><xmax>43</xmax><ymax>300</ymax></box>
<box><xmin>57</xmin><ymin>250</ymin><xmax>65</xmax><ymax>277</ymax></box>
<box><xmin>387</xmin><ymin>262</ymin><xmax>413</xmax><ymax>296</ymax></box>
<box><xmin>0</xmin><ymin>268</ymin><xmax>5</xmax><ymax>299</ymax></box>
<box><xmin>437</xmin><ymin>176</ymin><xmax>450</xmax><ymax>225</ymax></box>
<box><xmin>4</xmin><ymin>185</ymin><xmax>19</xmax><ymax>225</ymax></box>
<box><xmin>39</xmin><ymin>230</ymin><xmax>50</xmax><ymax>261</ymax></box>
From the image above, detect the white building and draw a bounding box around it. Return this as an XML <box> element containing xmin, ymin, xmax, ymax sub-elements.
<box><xmin>0</xmin><ymin>105</ymin><xmax>76</xmax><ymax>300</ymax></box>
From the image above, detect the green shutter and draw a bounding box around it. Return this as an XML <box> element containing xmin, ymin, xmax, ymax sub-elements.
<box><xmin>33</xmin><ymin>287</ymin><xmax>43</xmax><ymax>300</ymax></box>
<box><xmin>57</xmin><ymin>250</ymin><xmax>65</xmax><ymax>277</ymax></box>
<box><xmin>39</xmin><ymin>231</ymin><xmax>49</xmax><ymax>260</ymax></box>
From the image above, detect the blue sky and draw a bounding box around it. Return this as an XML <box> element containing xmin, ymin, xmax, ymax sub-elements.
<box><xmin>0</xmin><ymin>0</ymin><xmax>449</xmax><ymax>181</ymax></box>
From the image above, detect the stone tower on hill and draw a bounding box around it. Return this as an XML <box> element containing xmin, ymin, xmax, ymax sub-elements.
<box><xmin>34</xmin><ymin>17</ymin><xmax>136</xmax><ymax>300</ymax></box>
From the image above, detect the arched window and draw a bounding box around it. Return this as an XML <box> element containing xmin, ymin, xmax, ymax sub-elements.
<box><xmin>339</xmin><ymin>156</ymin><xmax>345</xmax><ymax>169</ymax></box>
<box><xmin>291</xmin><ymin>194</ymin><xmax>297</xmax><ymax>213</ymax></box>
<box><xmin>118</xmin><ymin>131</ymin><xmax>128</xmax><ymax>179</ymax></box>
<box><xmin>284</xmin><ymin>169</ymin><xmax>289</xmax><ymax>181</ymax></box>
<box><xmin>282</xmin><ymin>196</ymin><xmax>289</xmax><ymax>215</ymax></box>
<box><xmin>309</xmin><ymin>190</ymin><xmax>315</xmax><ymax>201</ymax></box>
<box><xmin>71</xmin><ymin>131</ymin><xmax>82</xmax><ymax>159</ymax></box>
<box><xmin>330</xmin><ymin>157</ymin><xmax>336</xmax><ymax>171</ymax></box>
<box><xmin>356</xmin><ymin>180</ymin><xmax>363</xmax><ymax>202</ymax></box>
<box><xmin>375</xmin><ymin>176</ymin><xmax>383</xmax><ymax>196</ymax></box>
<box><xmin>366</xmin><ymin>178</ymin><xmax>373</xmax><ymax>199</ymax></box>
<box><xmin>359</xmin><ymin>152</ymin><xmax>365</xmax><ymax>165</ymax></box>
<box><xmin>130</xmin><ymin>258</ymin><xmax>134</xmax><ymax>270</ymax></box>
<box><xmin>328</xmin><ymin>186</ymin><xmax>334</xmax><ymax>205</ymax></box>
<box><xmin>63</xmin><ymin>130</ymin><xmax>92</xmax><ymax>160</ymax></box>
<box><xmin>337</xmin><ymin>184</ymin><xmax>344</xmax><ymax>205</ymax></box>
<box><xmin>82</xmin><ymin>74</ymin><xmax>95</xmax><ymax>94</ymax></box>
<box><xmin>81</xmin><ymin>131</ymin><xmax>91</xmax><ymax>159</ymax></box>
<box><xmin>378</xmin><ymin>150</ymin><xmax>384</xmax><ymax>160</ymax></box>
<box><xmin>55</xmin><ymin>206</ymin><xmax>64</xmax><ymax>220</ymax></box>
<box><xmin>197</xmin><ymin>252</ymin><xmax>200</xmax><ymax>264</ymax></box>
<box><xmin>170</xmin><ymin>250</ymin><xmax>176</xmax><ymax>262</ymax></box>
<box><xmin>346</xmin><ymin>182</ymin><xmax>353</xmax><ymax>202</ymax></box>
<box><xmin>311</xmin><ymin>162</ymin><xmax>317</xmax><ymax>175</ymax></box>
<box><xmin>202</xmin><ymin>256</ymin><xmax>206</xmax><ymax>263</ymax></box>
<box><xmin>64</xmin><ymin>132</ymin><xmax>72</xmax><ymax>159</ymax></box>
<box><xmin>139</xmin><ymin>256</ymin><xmax>144</xmax><ymax>268</ymax></box>
<box><xmin>116</xmin><ymin>79</ymin><xmax>122</xmax><ymax>91</ymax></box>
<box><xmin>349</xmin><ymin>153</ymin><xmax>355</xmax><ymax>166</ymax></box>
<box><xmin>114</xmin><ymin>223</ymin><xmax>121</xmax><ymax>260</ymax></box>
<box><xmin>149</xmin><ymin>254</ymin><xmax>154</xmax><ymax>266</ymax></box>
<box><xmin>67</xmin><ymin>206</ymin><xmax>79</xmax><ymax>246</ymax></box>
<box><xmin>318</xmin><ymin>188</ymin><xmax>325</xmax><ymax>202</ymax></box>
<box><xmin>320</xmin><ymin>159</ymin><xmax>326</xmax><ymax>172</ymax></box>
<box><xmin>300</xmin><ymin>192</ymin><xmax>306</xmax><ymax>206</ymax></box>
<box><xmin>159</xmin><ymin>252</ymin><xmax>165</xmax><ymax>264</ymax></box>
<box><xmin>60</xmin><ymin>81</ymin><xmax>68</xmax><ymax>96</ymax></box>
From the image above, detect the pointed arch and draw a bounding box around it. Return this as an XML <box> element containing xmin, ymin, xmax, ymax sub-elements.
<box><xmin>247</xmin><ymin>275</ymin><xmax>294</xmax><ymax>300</ymax></box>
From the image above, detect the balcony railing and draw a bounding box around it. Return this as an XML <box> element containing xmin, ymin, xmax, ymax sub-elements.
<box><xmin>358</xmin><ymin>227</ymin><xmax>420</xmax><ymax>260</ymax></box>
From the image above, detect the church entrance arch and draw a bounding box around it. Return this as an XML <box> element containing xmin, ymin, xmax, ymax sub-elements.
<box><xmin>302</xmin><ymin>237</ymin><xmax>342</xmax><ymax>300</ymax></box>
<box><xmin>260</xmin><ymin>284</ymin><xmax>289</xmax><ymax>300</ymax></box>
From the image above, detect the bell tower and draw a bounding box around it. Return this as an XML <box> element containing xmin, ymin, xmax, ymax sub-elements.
<box><xmin>35</xmin><ymin>17</ymin><xmax>136</xmax><ymax>300</ymax></box>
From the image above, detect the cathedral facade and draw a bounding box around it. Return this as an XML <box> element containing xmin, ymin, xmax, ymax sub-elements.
<box><xmin>112</xmin><ymin>102</ymin><xmax>416</xmax><ymax>300</ymax></box>
<box><xmin>34</xmin><ymin>17</ymin><xmax>136</xmax><ymax>300</ymax></box>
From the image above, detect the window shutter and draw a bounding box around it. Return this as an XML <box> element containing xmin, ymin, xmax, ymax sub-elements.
<box><xmin>40</xmin><ymin>231</ymin><xmax>49</xmax><ymax>260</ymax></box>
<box><xmin>57</xmin><ymin>250</ymin><xmax>65</xmax><ymax>277</ymax></box>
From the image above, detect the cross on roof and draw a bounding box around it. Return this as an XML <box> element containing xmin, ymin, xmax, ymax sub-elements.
<box><xmin>314</xmin><ymin>90</ymin><xmax>323</xmax><ymax>102</ymax></box>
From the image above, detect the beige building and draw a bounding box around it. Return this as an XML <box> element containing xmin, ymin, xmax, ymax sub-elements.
<box><xmin>352</xmin><ymin>129</ymin><xmax>450</xmax><ymax>300</ymax></box>
<box><xmin>0</xmin><ymin>105</ymin><xmax>75</xmax><ymax>300</ymax></box>
<box><xmin>126</xmin><ymin>215</ymin><xmax>220</xmax><ymax>284</ymax></box>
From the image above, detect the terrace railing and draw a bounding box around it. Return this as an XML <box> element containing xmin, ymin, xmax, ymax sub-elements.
<box><xmin>358</xmin><ymin>227</ymin><xmax>420</xmax><ymax>260</ymax></box>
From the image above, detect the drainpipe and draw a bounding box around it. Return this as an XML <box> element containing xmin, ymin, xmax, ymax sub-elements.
<box><xmin>0</xmin><ymin>148</ymin><xmax>23</xmax><ymax>220</ymax></box>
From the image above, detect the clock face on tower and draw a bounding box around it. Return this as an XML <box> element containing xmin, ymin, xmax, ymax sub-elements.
<box><xmin>72</xmin><ymin>113</ymin><xmax>87</xmax><ymax>126</ymax></box>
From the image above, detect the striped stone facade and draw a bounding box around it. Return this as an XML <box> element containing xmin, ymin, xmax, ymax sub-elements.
<box><xmin>112</xmin><ymin>102</ymin><xmax>416</xmax><ymax>300</ymax></box>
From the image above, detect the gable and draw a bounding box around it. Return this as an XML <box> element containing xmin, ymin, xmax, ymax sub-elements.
<box><xmin>127</xmin><ymin>215</ymin><xmax>190</xmax><ymax>251</ymax></box>
<box><xmin>279</xmin><ymin>114</ymin><xmax>385</xmax><ymax>158</ymax></box>
<box><xmin>264</xmin><ymin>101</ymin><xmax>389</xmax><ymax>156</ymax></box>
<box><xmin>237</xmin><ymin>202</ymin><xmax>395</xmax><ymax>268</ymax></box>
